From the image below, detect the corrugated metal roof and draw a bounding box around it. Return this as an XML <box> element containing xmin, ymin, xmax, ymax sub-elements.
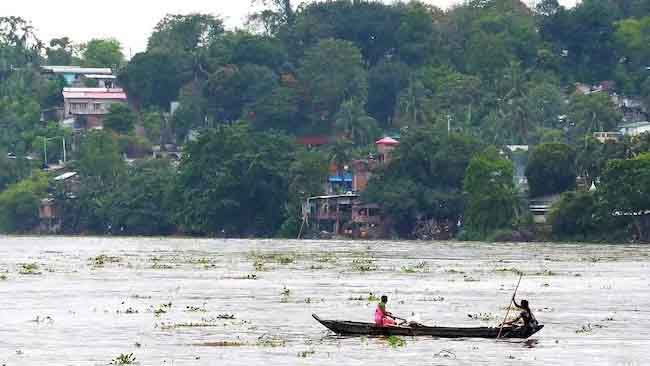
<box><xmin>84</xmin><ymin>74</ymin><xmax>117</xmax><ymax>79</ymax></box>
<box><xmin>43</xmin><ymin>65</ymin><xmax>112</xmax><ymax>74</ymax></box>
<box><xmin>63</xmin><ymin>87</ymin><xmax>127</xmax><ymax>100</ymax></box>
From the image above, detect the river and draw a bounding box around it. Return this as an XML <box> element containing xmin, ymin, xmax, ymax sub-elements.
<box><xmin>0</xmin><ymin>237</ymin><xmax>649</xmax><ymax>365</ymax></box>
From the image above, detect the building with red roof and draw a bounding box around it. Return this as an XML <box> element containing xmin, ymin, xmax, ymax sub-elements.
<box><xmin>62</xmin><ymin>87</ymin><xmax>128</xmax><ymax>129</ymax></box>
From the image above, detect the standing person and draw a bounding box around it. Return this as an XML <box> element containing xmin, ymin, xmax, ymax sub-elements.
<box><xmin>374</xmin><ymin>295</ymin><xmax>397</xmax><ymax>327</ymax></box>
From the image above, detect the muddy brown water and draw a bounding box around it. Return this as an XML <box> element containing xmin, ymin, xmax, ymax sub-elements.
<box><xmin>1</xmin><ymin>237</ymin><xmax>649</xmax><ymax>365</ymax></box>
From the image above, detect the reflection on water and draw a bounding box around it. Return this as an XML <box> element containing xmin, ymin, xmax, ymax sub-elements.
<box><xmin>1</xmin><ymin>237</ymin><xmax>649</xmax><ymax>365</ymax></box>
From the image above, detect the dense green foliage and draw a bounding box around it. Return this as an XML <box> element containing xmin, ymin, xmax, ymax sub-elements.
<box><xmin>463</xmin><ymin>148</ymin><xmax>517</xmax><ymax>239</ymax></box>
<box><xmin>364</xmin><ymin>127</ymin><xmax>481</xmax><ymax>238</ymax></box>
<box><xmin>5</xmin><ymin>1</ymin><xmax>650</xmax><ymax>241</ymax></box>
<box><xmin>0</xmin><ymin>172</ymin><xmax>48</xmax><ymax>233</ymax></box>
<box><xmin>526</xmin><ymin>143</ymin><xmax>576</xmax><ymax>197</ymax></box>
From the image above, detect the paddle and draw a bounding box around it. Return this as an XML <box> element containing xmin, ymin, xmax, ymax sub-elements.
<box><xmin>496</xmin><ymin>272</ymin><xmax>523</xmax><ymax>340</ymax></box>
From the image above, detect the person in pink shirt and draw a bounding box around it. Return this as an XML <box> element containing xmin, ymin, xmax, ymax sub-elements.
<box><xmin>374</xmin><ymin>295</ymin><xmax>397</xmax><ymax>327</ymax></box>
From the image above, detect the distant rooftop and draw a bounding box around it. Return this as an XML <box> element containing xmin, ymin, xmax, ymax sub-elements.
<box><xmin>376</xmin><ymin>137</ymin><xmax>399</xmax><ymax>146</ymax></box>
<box><xmin>43</xmin><ymin>65</ymin><xmax>113</xmax><ymax>75</ymax></box>
<box><xmin>84</xmin><ymin>74</ymin><xmax>117</xmax><ymax>79</ymax></box>
<box><xmin>63</xmin><ymin>87</ymin><xmax>127</xmax><ymax>100</ymax></box>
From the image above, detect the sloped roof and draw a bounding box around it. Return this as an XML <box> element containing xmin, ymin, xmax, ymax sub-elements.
<box><xmin>63</xmin><ymin>87</ymin><xmax>127</xmax><ymax>100</ymax></box>
<box><xmin>376</xmin><ymin>137</ymin><xmax>399</xmax><ymax>146</ymax></box>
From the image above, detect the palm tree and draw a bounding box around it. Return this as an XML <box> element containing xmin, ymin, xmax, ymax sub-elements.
<box><xmin>334</xmin><ymin>99</ymin><xmax>380</xmax><ymax>146</ymax></box>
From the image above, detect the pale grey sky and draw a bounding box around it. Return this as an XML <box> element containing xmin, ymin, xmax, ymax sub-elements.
<box><xmin>1</xmin><ymin>0</ymin><xmax>578</xmax><ymax>56</ymax></box>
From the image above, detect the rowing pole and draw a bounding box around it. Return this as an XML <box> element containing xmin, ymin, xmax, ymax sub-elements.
<box><xmin>497</xmin><ymin>272</ymin><xmax>523</xmax><ymax>340</ymax></box>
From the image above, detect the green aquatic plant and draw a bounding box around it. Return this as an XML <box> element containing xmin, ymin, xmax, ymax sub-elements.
<box><xmin>110</xmin><ymin>353</ymin><xmax>136</xmax><ymax>365</ymax></box>
<box><xmin>495</xmin><ymin>267</ymin><xmax>523</xmax><ymax>275</ymax></box>
<box><xmin>256</xmin><ymin>335</ymin><xmax>286</xmax><ymax>347</ymax></box>
<box><xmin>185</xmin><ymin>305</ymin><xmax>208</xmax><ymax>313</ymax></box>
<box><xmin>217</xmin><ymin>313</ymin><xmax>235</xmax><ymax>319</ymax></box>
<box><xmin>91</xmin><ymin>254</ymin><xmax>121</xmax><ymax>266</ymax></box>
<box><xmin>297</xmin><ymin>350</ymin><xmax>316</xmax><ymax>358</ymax></box>
<box><xmin>0</xmin><ymin>274</ymin><xmax>7</xmax><ymax>280</ymax></box>
<box><xmin>153</xmin><ymin>303</ymin><xmax>172</xmax><ymax>316</ymax></box>
<box><xmin>19</xmin><ymin>263</ymin><xmax>42</xmax><ymax>275</ymax></box>
<box><xmin>351</xmin><ymin>258</ymin><xmax>377</xmax><ymax>272</ymax></box>
<box><xmin>467</xmin><ymin>312</ymin><xmax>496</xmax><ymax>321</ymax></box>
<box><xmin>387</xmin><ymin>335</ymin><xmax>406</xmax><ymax>348</ymax></box>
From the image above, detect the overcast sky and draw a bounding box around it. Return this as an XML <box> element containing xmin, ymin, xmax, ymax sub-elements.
<box><xmin>2</xmin><ymin>0</ymin><xmax>578</xmax><ymax>57</ymax></box>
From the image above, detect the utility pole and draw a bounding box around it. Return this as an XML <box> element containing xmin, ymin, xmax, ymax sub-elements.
<box><xmin>447</xmin><ymin>114</ymin><xmax>451</xmax><ymax>136</ymax></box>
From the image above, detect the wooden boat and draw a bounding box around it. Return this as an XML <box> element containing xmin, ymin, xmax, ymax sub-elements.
<box><xmin>312</xmin><ymin>314</ymin><xmax>543</xmax><ymax>339</ymax></box>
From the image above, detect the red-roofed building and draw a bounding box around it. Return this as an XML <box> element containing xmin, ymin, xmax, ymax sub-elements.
<box><xmin>63</xmin><ymin>87</ymin><xmax>128</xmax><ymax>129</ymax></box>
<box><xmin>376</xmin><ymin>136</ymin><xmax>399</xmax><ymax>163</ymax></box>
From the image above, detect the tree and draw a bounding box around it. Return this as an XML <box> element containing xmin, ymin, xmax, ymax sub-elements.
<box><xmin>78</xmin><ymin>131</ymin><xmax>125</xmax><ymax>183</ymax></box>
<box><xmin>205</xmin><ymin>63</ymin><xmax>278</xmax><ymax>123</ymax></box>
<box><xmin>548</xmin><ymin>191</ymin><xmax>597</xmax><ymax>240</ymax></box>
<box><xmin>334</xmin><ymin>99</ymin><xmax>380</xmax><ymax>146</ymax></box>
<box><xmin>367</xmin><ymin>59</ymin><xmax>410</xmax><ymax>126</ymax></box>
<box><xmin>46</xmin><ymin>37</ymin><xmax>76</xmax><ymax>65</ymax></box>
<box><xmin>568</xmin><ymin>93</ymin><xmax>622</xmax><ymax>138</ymax></box>
<box><xmin>148</xmin><ymin>14</ymin><xmax>224</xmax><ymax>52</ymax></box>
<box><xmin>0</xmin><ymin>172</ymin><xmax>49</xmax><ymax>233</ymax></box>
<box><xmin>463</xmin><ymin>147</ymin><xmax>517</xmax><ymax>238</ymax></box>
<box><xmin>297</xmin><ymin>39</ymin><xmax>367</xmax><ymax>129</ymax></box>
<box><xmin>175</xmin><ymin>123</ymin><xmax>296</xmax><ymax>236</ymax></box>
<box><xmin>525</xmin><ymin>143</ymin><xmax>576</xmax><ymax>197</ymax></box>
<box><xmin>102</xmin><ymin>159</ymin><xmax>176</xmax><ymax>235</ymax></box>
<box><xmin>599</xmin><ymin>154</ymin><xmax>650</xmax><ymax>241</ymax></box>
<box><xmin>119</xmin><ymin>51</ymin><xmax>192</xmax><ymax>109</ymax></box>
<box><xmin>82</xmin><ymin>38</ymin><xmax>124</xmax><ymax>68</ymax></box>
<box><xmin>364</xmin><ymin>127</ymin><xmax>482</xmax><ymax>237</ymax></box>
<box><xmin>104</xmin><ymin>104</ymin><xmax>136</xmax><ymax>135</ymax></box>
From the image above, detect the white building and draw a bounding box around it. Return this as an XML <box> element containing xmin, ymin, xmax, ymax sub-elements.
<box><xmin>619</xmin><ymin>121</ymin><xmax>650</xmax><ymax>137</ymax></box>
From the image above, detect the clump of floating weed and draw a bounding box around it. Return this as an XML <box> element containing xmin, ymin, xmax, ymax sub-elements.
<box><xmin>280</xmin><ymin>286</ymin><xmax>291</xmax><ymax>302</ymax></box>
<box><xmin>91</xmin><ymin>254</ymin><xmax>121</xmax><ymax>267</ymax></box>
<box><xmin>533</xmin><ymin>270</ymin><xmax>557</xmax><ymax>276</ymax></box>
<box><xmin>467</xmin><ymin>312</ymin><xmax>497</xmax><ymax>321</ymax></box>
<box><xmin>185</xmin><ymin>305</ymin><xmax>208</xmax><ymax>313</ymax></box>
<box><xmin>387</xmin><ymin>336</ymin><xmax>406</xmax><ymax>348</ymax></box>
<box><xmin>19</xmin><ymin>263</ymin><xmax>42</xmax><ymax>275</ymax></box>
<box><xmin>348</xmin><ymin>293</ymin><xmax>380</xmax><ymax>302</ymax></box>
<box><xmin>402</xmin><ymin>262</ymin><xmax>429</xmax><ymax>273</ymax></box>
<box><xmin>199</xmin><ymin>341</ymin><xmax>245</xmax><ymax>347</ymax></box>
<box><xmin>445</xmin><ymin>269</ymin><xmax>465</xmax><ymax>274</ymax></box>
<box><xmin>153</xmin><ymin>303</ymin><xmax>172</xmax><ymax>316</ymax></box>
<box><xmin>110</xmin><ymin>353</ymin><xmax>137</xmax><ymax>365</ymax></box>
<box><xmin>463</xmin><ymin>276</ymin><xmax>480</xmax><ymax>282</ymax></box>
<box><xmin>117</xmin><ymin>308</ymin><xmax>139</xmax><ymax>314</ymax></box>
<box><xmin>495</xmin><ymin>268</ymin><xmax>523</xmax><ymax>275</ymax></box>
<box><xmin>297</xmin><ymin>350</ymin><xmax>316</xmax><ymax>358</ymax></box>
<box><xmin>217</xmin><ymin>313</ymin><xmax>235</xmax><ymax>320</ymax></box>
<box><xmin>575</xmin><ymin>324</ymin><xmax>593</xmax><ymax>334</ymax></box>
<box><xmin>256</xmin><ymin>335</ymin><xmax>286</xmax><ymax>347</ymax></box>
<box><xmin>0</xmin><ymin>274</ymin><xmax>7</xmax><ymax>280</ymax></box>
<box><xmin>351</xmin><ymin>258</ymin><xmax>377</xmax><ymax>272</ymax></box>
<box><xmin>421</xmin><ymin>296</ymin><xmax>445</xmax><ymax>302</ymax></box>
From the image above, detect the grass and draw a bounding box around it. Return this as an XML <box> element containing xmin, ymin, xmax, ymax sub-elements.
<box><xmin>19</xmin><ymin>263</ymin><xmax>42</xmax><ymax>275</ymax></box>
<box><xmin>110</xmin><ymin>353</ymin><xmax>136</xmax><ymax>365</ymax></box>
<box><xmin>387</xmin><ymin>336</ymin><xmax>406</xmax><ymax>348</ymax></box>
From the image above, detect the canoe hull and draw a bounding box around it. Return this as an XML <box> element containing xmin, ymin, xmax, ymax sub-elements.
<box><xmin>312</xmin><ymin>314</ymin><xmax>543</xmax><ymax>339</ymax></box>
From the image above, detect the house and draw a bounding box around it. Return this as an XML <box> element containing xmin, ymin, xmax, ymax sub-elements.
<box><xmin>529</xmin><ymin>194</ymin><xmax>562</xmax><ymax>224</ymax></box>
<box><xmin>302</xmin><ymin>194</ymin><xmax>384</xmax><ymax>238</ymax></box>
<box><xmin>620</xmin><ymin>121</ymin><xmax>650</xmax><ymax>137</ymax></box>
<box><xmin>42</xmin><ymin>66</ymin><xmax>114</xmax><ymax>87</ymax></box>
<box><xmin>62</xmin><ymin>87</ymin><xmax>128</xmax><ymax>129</ymax></box>
<box><xmin>376</xmin><ymin>137</ymin><xmax>399</xmax><ymax>163</ymax></box>
<box><xmin>593</xmin><ymin>131</ymin><xmax>623</xmax><ymax>143</ymax></box>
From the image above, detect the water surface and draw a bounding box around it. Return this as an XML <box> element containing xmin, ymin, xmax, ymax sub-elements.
<box><xmin>1</xmin><ymin>237</ymin><xmax>649</xmax><ymax>365</ymax></box>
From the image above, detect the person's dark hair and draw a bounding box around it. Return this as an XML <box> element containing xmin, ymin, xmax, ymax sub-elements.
<box><xmin>521</xmin><ymin>299</ymin><xmax>529</xmax><ymax>309</ymax></box>
<box><xmin>381</xmin><ymin>295</ymin><xmax>388</xmax><ymax>303</ymax></box>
